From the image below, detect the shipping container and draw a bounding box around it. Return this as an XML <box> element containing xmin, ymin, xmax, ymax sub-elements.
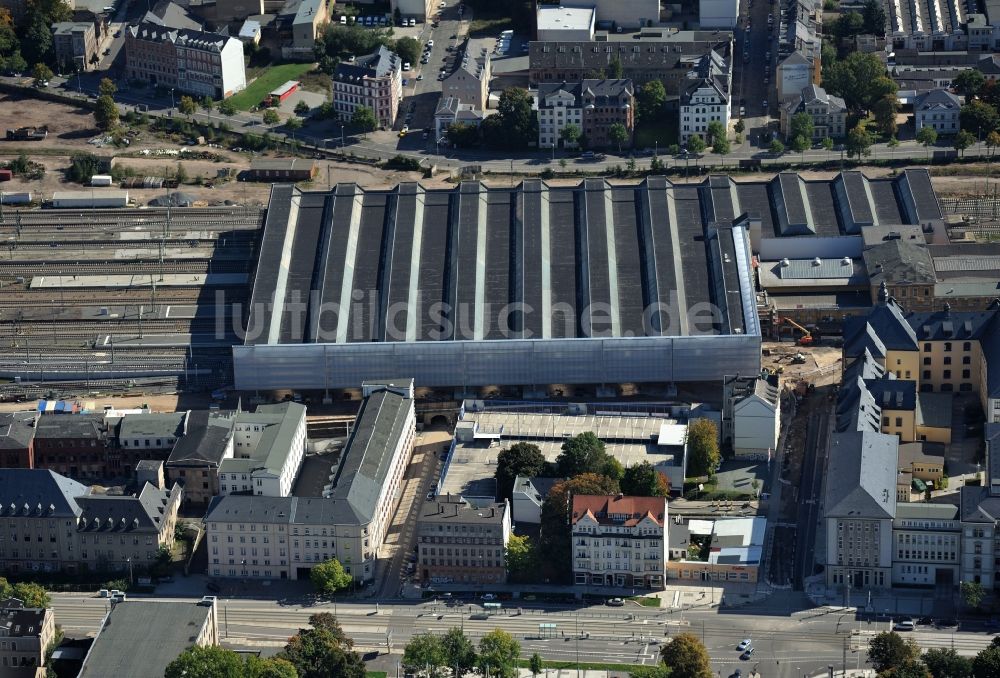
<box><xmin>0</xmin><ymin>192</ymin><xmax>31</xmax><ymax>204</ymax></box>
<box><xmin>49</xmin><ymin>190</ymin><xmax>129</xmax><ymax>208</ymax></box>
<box><xmin>0</xmin><ymin>169</ymin><xmax>12</xmax><ymax>182</ymax></box>
<box><xmin>90</xmin><ymin>174</ymin><xmax>113</xmax><ymax>187</ymax></box>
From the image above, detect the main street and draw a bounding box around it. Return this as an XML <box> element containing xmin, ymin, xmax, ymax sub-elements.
<box><xmin>49</xmin><ymin>593</ymin><xmax>1000</xmax><ymax>677</ymax></box>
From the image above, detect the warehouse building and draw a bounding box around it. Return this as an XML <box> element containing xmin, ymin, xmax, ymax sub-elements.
<box><xmin>233</xmin><ymin>178</ymin><xmax>762</xmax><ymax>394</ymax></box>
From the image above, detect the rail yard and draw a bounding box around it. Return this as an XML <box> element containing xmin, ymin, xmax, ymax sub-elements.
<box><xmin>0</xmin><ymin>206</ymin><xmax>264</xmax><ymax>398</ymax></box>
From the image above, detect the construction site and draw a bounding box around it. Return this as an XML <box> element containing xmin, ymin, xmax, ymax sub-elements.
<box><xmin>0</xmin><ymin>205</ymin><xmax>264</xmax><ymax>399</ymax></box>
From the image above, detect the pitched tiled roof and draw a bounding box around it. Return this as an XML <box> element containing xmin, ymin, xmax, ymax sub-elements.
<box><xmin>571</xmin><ymin>494</ymin><xmax>666</xmax><ymax>526</ymax></box>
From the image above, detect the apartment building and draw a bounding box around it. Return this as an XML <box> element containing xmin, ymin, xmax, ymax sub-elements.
<box><xmin>0</xmin><ymin>412</ymin><xmax>36</xmax><ymax>469</ymax></box>
<box><xmin>958</xmin><ymin>424</ymin><xmax>1000</xmax><ymax>588</ymax></box>
<box><xmin>537</xmin><ymin>79</ymin><xmax>635</xmax><ymax>150</ymax></box>
<box><xmin>823</xmin><ymin>430</ymin><xmax>897</xmax><ymax>589</ymax></box>
<box><xmin>891</xmin><ymin>502</ymin><xmax>960</xmax><ymax>587</ymax></box>
<box><xmin>779</xmin><ymin>84</ymin><xmax>847</xmax><ymax>140</ymax></box>
<box><xmin>0</xmin><ymin>601</ymin><xmax>56</xmax><ymax>675</ymax></box>
<box><xmin>914</xmin><ymin>88</ymin><xmax>962</xmax><ymax>134</ymax></box>
<box><xmin>165</xmin><ymin>411</ymin><xmax>237</xmax><ymax>507</ymax></box>
<box><xmin>441</xmin><ymin>40</ymin><xmax>491</xmax><ymax>111</ymax></box>
<box><xmin>107</xmin><ymin>411</ymin><xmax>188</xmax><ymax>475</ymax></box>
<box><xmin>32</xmin><ymin>415</ymin><xmax>108</xmax><ymax>480</ymax></box>
<box><xmin>416</xmin><ymin>495</ymin><xmax>511</xmax><ymax>585</ymax></box>
<box><xmin>571</xmin><ymin>494</ymin><xmax>668</xmax><ymax>589</ymax></box>
<box><xmin>205</xmin><ymin>381</ymin><xmax>415</xmax><ymax>582</ymax></box>
<box><xmin>722</xmin><ymin>373</ymin><xmax>780</xmax><ymax>460</ymax></box>
<box><xmin>332</xmin><ymin>45</ymin><xmax>402</xmax><ymax>128</ymax></box>
<box><xmin>124</xmin><ymin>22</ymin><xmax>247</xmax><ymax>99</ymax></box>
<box><xmin>678</xmin><ymin>51</ymin><xmax>731</xmax><ymax>144</ymax></box>
<box><xmin>52</xmin><ymin>21</ymin><xmax>99</xmax><ymax>72</ymax></box>
<box><xmin>0</xmin><ymin>468</ymin><xmax>181</xmax><ymax>575</ymax></box>
<box><xmin>218</xmin><ymin>402</ymin><xmax>307</xmax><ymax>497</ymax></box>
<box><xmin>528</xmin><ymin>30</ymin><xmax>733</xmax><ymax>94</ymax></box>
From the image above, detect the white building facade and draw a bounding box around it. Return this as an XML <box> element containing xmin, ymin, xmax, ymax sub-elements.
<box><xmin>218</xmin><ymin>402</ymin><xmax>307</xmax><ymax>498</ymax></box>
<box><xmin>699</xmin><ymin>0</ymin><xmax>739</xmax><ymax>29</ymax></box>
<box><xmin>571</xmin><ymin>495</ymin><xmax>669</xmax><ymax>588</ymax></box>
<box><xmin>537</xmin><ymin>85</ymin><xmax>582</xmax><ymax>149</ymax></box>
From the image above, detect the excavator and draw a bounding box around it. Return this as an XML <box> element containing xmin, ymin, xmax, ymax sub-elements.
<box><xmin>776</xmin><ymin>317</ymin><xmax>814</xmax><ymax>346</ymax></box>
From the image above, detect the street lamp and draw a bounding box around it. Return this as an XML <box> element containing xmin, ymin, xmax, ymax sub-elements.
<box><xmin>169</xmin><ymin>87</ymin><xmax>175</xmax><ymax>111</ymax></box>
<box><xmin>126</xmin><ymin>557</ymin><xmax>133</xmax><ymax>585</ymax></box>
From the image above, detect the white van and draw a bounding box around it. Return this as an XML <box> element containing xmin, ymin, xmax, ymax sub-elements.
<box><xmin>340</xmin><ymin>15</ymin><xmax>347</xmax><ymax>24</ymax></box>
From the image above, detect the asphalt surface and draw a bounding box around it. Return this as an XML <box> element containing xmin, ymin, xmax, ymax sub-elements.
<box><xmin>794</xmin><ymin>399</ymin><xmax>830</xmax><ymax>591</ymax></box>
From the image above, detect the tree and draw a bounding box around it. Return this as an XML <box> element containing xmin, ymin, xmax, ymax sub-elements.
<box><xmin>31</xmin><ymin>62</ymin><xmax>52</xmax><ymax>85</ymax></box>
<box><xmin>712</xmin><ymin>133</ymin><xmax>730</xmax><ymax>161</ymax></box>
<box><xmin>556</xmin><ymin>432</ymin><xmax>610</xmax><ymax>477</ymax></box>
<box><xmin>954</xmin><ymin>129</ymin><xmax>976</xmax><ymax>156</ymax></box>
<box><xmin>94</xmin><ymin>94</ymin><xmax>119</xmax><ymax>131</ymax></box>
<box><xmin>791</xmin><ymin>134</ymin><xmax>810</xmax><ymax>157</ymax></box>
<box><xmin>917</xmin><ymin>125</ymin><xmax>938</xmax><ymax>159</ymax></box>
<box><xmin>705</xmin><ymin>120</ymin><xmax>726</xmax><ymax>146</ymax></box>
<box><xmin>881</xmin><ymin>660</ymin><xmax>931</xmax><ymax>678</ymax></box>
<box><xmin>637</xmin><ymin>80</ymin><xmax>666</xmax><ymax>120</ymax></box>
<box><xmin>492</xmin><ymin>88</ymin><xmax>536</xmax><ymax>149</ymax></box>
<box><xmin>559</xmin><ymin>123</ymin><xmax>582</xmax><ymax>149</ymax></box>
<box><xmin>862</xmin><ymin>0</ymin><xmax>887</xmax><ymax>35</ymax></box>
<box><xmin>621</xmin><ymin>461</ymin><xmax>670</xmax><ymax>496</ymax></box>
<box><xmin>477</xmin><ymin>629</ymin><xmax>519</xmax><ymax>678</ymax></box>
<box><xmin>10</xmin><ymin>582</ymin><xmax>49</xmax><ymax>608</ymax></box>
<box><xmin>403</xmin><ymin>633</ymin><xmax>447</xmax><ymax>676</ymax></box>
<box><xmin>245</xmin><ymin>656</ymin><xmax>298</xmax><ymax>678</ymax></box>
<box><xmin>954</xmin><ymin>69</ymin><xmax>986</xmax><ymax>99</ymax></box>
<box><xmin>447</xmin><ymin>121</ymin><xmax>480</xmax><ymax>148</ymax></box>
<box><xmin>822</xmin><ymin>136</ymin><xmax>835</xmax><ymax>151</ymax></box>
<box><xmin>505</xmin><ymin>533</ymin><xmax>538</xmax><ymax>583</ymax></box>
<box><xmin>789</xmin><ymin>112</ymin><xmax>815</xmax><ymax>143</ymax></box>
<box><xmin>873</xmin><ymin>93</ymin><xmax>900</xmax><ymax>137</ymax></box>
<box><xmin>608</xmin><ymin>122</ymin><xmax>628</xmax><ymax>155</ymax></box>
<box><xmin>734</xmin><ymin>118</ymin><xmax>745</xmax><ymax>135</ymax></box>
<box><xmin>961</xmin><ymin>580</ymin><xmax>986</xmax><ymax>608</ymax></box>
<box><xmin>686</xmin><ymin>418</ymin><xmax>720</xmax><ymax>478</ymax></box>
<box><xmin>218</xmin><ymin>98</ymin><xmax>238</xmax><ymax>116</ymax></box>
<box><xmin>441</xmin><ymin>627</ymin><xmax>476</xmax><ymax>677</ymax></box>
<box><xmin>316</xmin><ymin>24</ymin><xmax>393</xmax><ymax>62</ymax></box>
<box><xmin>494</xmin><ymin>442</ymin><xmax>546</xmax><ymax>502</ymax></box>
<box><xmin>686</xmin><ymin>134</ymin><xmax>706</xmax><ymax>155</ymax></box>
<box><xmin>769</xmin><ymin>138</ymin><xmax>785</xmax><ymax>156</ymax></box>
<box><xmin>310</xmin><ymin>558</ymin><xmax>352</xmax><ymax>595</ymax></box>
<box><xmin>986</xmin><ymin>130</ymin><xmax>1000</xmax><ymax>157</ymax></box>
<box><xmin>539</xmin><ymin>473</ymin><xmax>620</xmax><ymax>581</ymax></box>
<box><xmin>923</xmin><ymin>648</ymin><xmax>972</xmax><ymax>678</ymax></box>
<box><xmin>200</xmin><ymin>96</ymin><xmax>214</xmax><ymax>113</ymax></box>
<box><xmin>608</xmin><ymin>56</ymin><xmax>623</xmax><ymax>79</ymax></box>
<box><xmin>972</xmin><ymin>643</ymin><xmax>1000</xmax><ymax>678</ymax></box>
<box><xmin>165</xmin><ymin>645</ymin><xmax>245</xmax><ymax>678</ymax></box>
<box><xmin>833</xmin><ymin>11</ymin><xmax>864</xmax><ymax>38</ymax></box>
<box><xmin>868</xmin><ymin>632</ymin><xmax>920</xmax><ymax>673</ymax></box>
<box><xmin>21</xmin><ymin>16</ymin><xmax>53</xmax><ymax>68</ymax></box>
<box><xmin>529</xmin><ymin>653</ymin><xmax>543</xmax><ymax>677</ymax></box>
<box><xmin>178</xmin><ymin>95</ymin><xmax>196</xmax><ymax>116</ymax></box>
<box><xmin>4</xmin><ymin>51</ymin><xmax>26</xmax><ymax>75</ymax></box>
<box><xmin>176</xmin><ymin>162</ymin><xmax>188</xmax><ymax>184</ymax></box>
<box><xmin>98</xmin><ymin>77</ymin><xmax>117</xmax><ymax>97</ymax></box>
<box><xmin>846</xmin><ymin>123</ymin><xmax>874</xmax><ymax>159</ymax></box>
<box><xmin>263</xmin><ymin>108</ymin><xmax>281</xmax><ymax>126</ymax></box>
<box><xmin>823</xmin><ymin>52</ymin><xmax>895</xmax><ymax>113</ymax></box>
<box><xmin>351</xmin><ymin>106</ymin><xmax>377</xmax><ymax>133</ymax></box>
<box><xmin>960</xmin><ymin>100</ymin><xmax>999</xmax><ymax>136</ymax></box>
<box><xmin>277</xmin><ymin>613</ymin><xmax>365</xmax><ymax>678</ymax></box>
<box><xmin>285</xmin><ymin>117</ymin><xmax>303</xmax><ymax>131</ymax></box>
<box><xmin>295</xmin><ymin>100</ymin><xmax>311</xmax><ymax>116</ymax></box>
<box><xmin>659</xmin><ymin>632</ymin><xmax>712</xmax><ymax>678</ymax></box>
<box><xmin>394</xmin><ymin>36</ymin><xmax>421</xmax><ymax>65</ymax></box>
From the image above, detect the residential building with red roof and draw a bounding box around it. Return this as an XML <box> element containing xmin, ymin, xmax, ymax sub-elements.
<box><xmin>570</xmin><ymin>494</ymin><xmax>668</xmax><ymax>588</ymax></box>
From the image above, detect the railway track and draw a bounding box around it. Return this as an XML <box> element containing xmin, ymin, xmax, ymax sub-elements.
<box><xmin>0</xmin><ymin>261</ymin><xmax>248</xmax><ymax>276</ymax></box>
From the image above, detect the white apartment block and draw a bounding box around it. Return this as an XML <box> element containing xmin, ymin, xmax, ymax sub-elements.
<box><xmin>218</xmin><ymin>402</ymin><xmax>306</xmax><ymax>498</ymax></box>
<box><xmin>537</xmin><ymin>85</ymin><xmax>582</xmax><ymax>150</ymax></box>
<box><xmin>891</xmin><ymin>503</ymin><xmax>960</xmax><ymax>587</ymax></box>
<box><xmin>722</xmin><ymin>373</ymin><xmax>780</xmax><ymax>460</ymax></box>
<box><xmin>205</xmin><ymin>381</ymin><xmax>415</xmax><ymax>582</ymax></box>
<box><xmin>679</xmin><ymin>52</ymin><xmax>731</xmax><ymax>144</ymax></box>
<box><xmin>571</xmin><ymin>494</ymin><xmax>668</xmax><ymax>589</ymax></box>
<box><xmin>125</xmin><ymin>22</ymin><xmax>247</xmax><ymax>99</ymax></box>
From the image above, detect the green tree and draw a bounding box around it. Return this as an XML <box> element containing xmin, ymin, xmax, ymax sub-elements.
<box><xmin>494</xmin><ymin>442</ymin><xmax>546</xmax><ymax>502</ymax></box>
<box><xmin>263</xmin><ymin>108</ymin><xmax>281</xmax><ymax>126</ymax></box>
<box><xmin>505</xmin><ymin>532</ymin><xmax>538</xmax><ymax>583</ymax></box>
<box><xmin>403</xmin><ymin>633</ymin><xmax>447</xmax><ymax>676</ymax></box>
<box><xmin>986</xmin><ymin>130</ymin><xmax>1000</xmax><ymax>157</ymax></box>
<box><xmin>734</xmin><ymin>118</ymin><xmax>745</xmax><ymax>135</ymax></box>
<box><xmin>285</xmin><ymin>117</ymin><xmax>303</xmax><ymax>131</ymax></box>
<box><xmin>316</xmin><ymin>24</ymin><xmax>393</xmax><ymax>61</ymax></box>
<box><xmin>637</xmin><ymin>80</ymin><xmax>666</xmax><ymax>120</ymax></box>
<box><xmin>4</xmin><ymin>51</ymin><xmax>27</xmax><ymax>75</ymax></box>
<box><xmin>960</xmin><ymin>100</ymin><xmax>999</xmax><ymax>136</ymax></box>
<box><xmin>712</xmin><ymin>133</ymin><xmax>730</xmax><ymax>161</ymax></box>
<box><xmin>559</xmin><ymin>123</ymin><xmax>582</xmax><ymax>148</ymax></box>
<box><xmin>790</xmin><ymin>112</ymin><xmax>815</xmax><ymax>142</ymax></box>
<box><xmin>176</xmin><ymin>162</ymin><xmax>188</xmax><ymax>184</ymax></box>
<box><xmin>539</xmin><ymin>473</ymin><xmax>620</xmax><ymax>582</ymax></box>
<box><xmin>178</xmin><ymin>95</ymin><xmax>197</xmax><ymax>116</ymax></box>
<box><xmin>218</xmin><ymin>98</ymin><xmax>238</xmax><ymax>116</ymax></box>
<box><xmin>621</xmin><ymin>461</ymin><xmax>670</xmax><ymax>496</ymax></box>
<box><xmin>21</xmin><ymin>16</ymin><xmax>53</xmax><ymax>68</ymax></box>
<box><xmin>686</xmin><ymin>418</ymin><xmax>720</xmax><ymax>478</ymax></box>
<box><xmin>822</xmin><ymin>136</ymin><xmax>835</xmax><ymax>151</ymax></box>
<box><xmin>10</xmin><ymin>582</ymin><xmax>49</xmax><ymax>608</ymax></box>
<box><xmin>791</xmin><ymin>134</ymin><xmax>810</xmax><ymax>158</ymax></box>
<box><xmin>954</xmin><ymin>69</ymin><xmax>986</xmax><ymax>98</ymax></box>
<box><xmin>873</xmin><ymin>94</ymin><xmax>900</xmax><ymax>137</ymax></box>
<box><xmin>917</xmin><ymin>125</ymin><xmax>938</xmax><ymax>158</ymax></box>
<box><xmin>351</xmin><ymin>106</ymin><xmax>377</xmax><ymax>133</ymax></box>
<box><xmin>868</xmin><ymin>632</ymin><xmax>920</xmax><ymax>674</ymax></box>
<box><xmin>277</xmin><ymin>613</ymin><xmax>365</xmax><ymax>678</ymax></box>
<box><xmin>529</xmin><ymin>653</ymin><xmax>543</xmax><ymax>677</ymax></box>
<box><xmin>492</xmin><ymin>87</ymin><xmax>536</xmax><ymax>149</ymax></box>
<box><xmin>441</xmin><ymin>627</ymin><xmax>476</xmax><ymax>677</ymax></box>
<box><xmin>953</xmin><ymin>129</ymin><xmax>976</xmax><ymax>156</ymax></box>
<box><xmin>200</xmin><ymin>96</ymin><xmax>214</xmax><ymax>113</ymax></box>
<box><xmin>972</xmin><ymin>641</ymin><xmax>1000</xmax><ymax>678</ymax></box>
<box><xmin>659</xmin><ymin>632</ymin><xmax>712</xmax><ymax>678</ymax></box>
<box><xmin>686</xmin><ymin>134</ymin><xmax>706</xmax><ymax>155</ymax></box>
<box><xmin>477</xmin><ymin>629</ymin><xmax>519</xmax><ymax>678</ymax></box>
<box><xmin>823</xmin><ymin>52</ymin><xmax>895</xmax><ymax>113</ymax></box>
<box><xmin>556</xmin><ymin>432</ymin><xmax>608</xmax><ymax>477</ymax></box>
<box><xmin>310</xmin><ymin>558</ymin><xmax>352</xmax><ymax>595</ymax></box>
<box><xmin>862</xmin><ymin>0</ymin><xmax>887</xmax><ymax>35</ymax></box>
<box><xmin>881</xmin><ymin>660</ymin><xmax>931</xmax><ymax>678</ymax></box>
<box><xmin>94</xmin><ymin>94</ymin><xmax>119</xmax><ymax>131</ymax></box>
<box><xmin>846</xmin><ymin>123</ymin><xmax>874</xmax><ymax>159</ymax></box>
<box><xmin>769</xmin><ymin>138</ymin><xmax>785</xmax><ymax>155</ymax></box>
<box><xmin>705</xmin><ymin>120</ymin><xmax>726</xmax><ymax>146</ymax></box>
<box><xmin>394</xmin><ymin>36</ymin><xmax>421</xmax><ymax>65</ymax></box>
<box><xmin>165</xmin><ymin>645</ymin><xmax>245</xmax><ymax>678</ymax></box>
<box><xmin>295</xmin><ymin>100</ymin><xmax>311</xmax><ymax>116</ymax></box>
<box><xmin>833</xmin><ymin>11</ymin><xmax>864</xmax><ymax>38</ymax></box>
<box><xmin>245</xmin><ymin>656</ymin><xmax>298</xmax><ymax>678</ymax></box>
<box><xmin>98</xmin><ymin>76</ymin><xmax>117</xmax><ymax>97</ymax></box>
<box><xmin>961</xmin><ymin>580</ymin><xmax>986</xmax><ymax>608</ymax></box>
<box><xmin>923</xmin><ymin>648</ymin><xmax>972</xmax><ymax>678</ymax></box>
<box><xmin>608</xmin><ymin>56</ymin><xmax>623</xmax><ymax>79</ymax></box>
<box><xmin>447</xmin><ymin>121</ymin><xmax>480</xmax><ymax>148</ymax></box>
<box><xmin>31</xmin><ymin>62</ymin><xmax>52</xmax><ymax>85</ymax></box>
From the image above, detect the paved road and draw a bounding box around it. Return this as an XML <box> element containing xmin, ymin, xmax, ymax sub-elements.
<box><xmin>794</xmin><ymin>397</ymin><xmax>830</xmax><ymax>591</ymax></box>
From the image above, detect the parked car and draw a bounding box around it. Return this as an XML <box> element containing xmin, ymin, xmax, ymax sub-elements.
<box><xmin>740</xmin><ymin>648</ymin><xmax>755</xmax><ymax>660</ymax></box>
<box><xmin>607</xmin><ymin>598</ymin><xmax>625</xmax><ymax>607</ymax></box>
<box><xmin>199</xmin><ymin>596</ymin><xmax>217</xmax><ymax>606</ymax></box>
<box><xmin>737</xmin><ymin>639</ymin><xmax>752</xmax><ymax>651</ymax></box>
<box><xmin>894</xmin><ymin>619</ymin><xmax>915</xmax><ymax>631</ymax></box>
<box><xmin>98</xmin><ymin>589</ymin><xmax>110</xmax><ymax>598</ymax></box>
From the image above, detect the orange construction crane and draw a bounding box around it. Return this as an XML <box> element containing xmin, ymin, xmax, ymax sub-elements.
<box><xmin>777</xmin><ymin>317</ymin><xmax>814</xmax><ymax>346</ymax></box>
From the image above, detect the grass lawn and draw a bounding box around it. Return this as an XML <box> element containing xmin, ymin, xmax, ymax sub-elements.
<box><xmin>366</xmin><ymin>673</ymin><xmax>387</xmax><ymax>678</ymax></box>
<box><xmin>634</xmin><ymin>113</ymin><xmax>678</xmax><ymax>150</ymax></box>
<box><xmin>630</xmin><ymin>596</ymin><xmax>662</xmax><ymax>607</ymax></box>
<box><xmin>228</xmin><ymin>62</ymin><xmax>316</xmax><ymax>110</ymax></box>
<box><xmin>469</xmin><ymin>16</ymin><xmax>514</xmax><ymax>36</ymax></box>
